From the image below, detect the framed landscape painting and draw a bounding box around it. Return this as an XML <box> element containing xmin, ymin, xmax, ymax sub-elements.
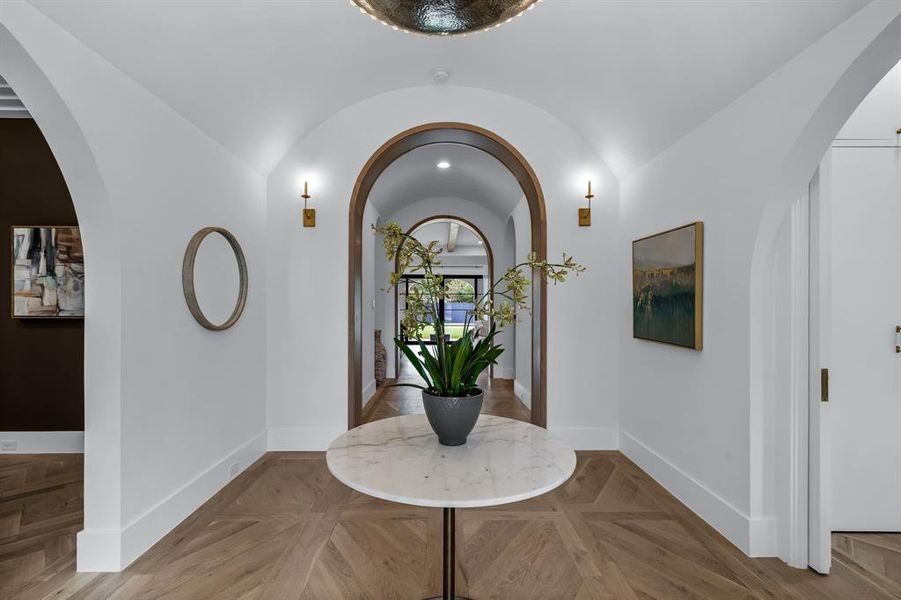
<box><xmin>632</xmin><ymin>222</ymin><xmax>703</xmax><ymax>350</ymax></box>
<box><xmin>12</xmin><ymin>226</ymin><xmax>85</xmax><ymax>318</ymax></box>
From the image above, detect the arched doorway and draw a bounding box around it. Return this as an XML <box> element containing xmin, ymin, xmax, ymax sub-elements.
<box><xmin>393</xmin><ymin>215</ymin><xmax>496</xmax><ymax>379</ymax></box>
<box><xmin>348</xmin><ymin>122</ymin><xmax>547</xmax><ymax>428</ymax></box>
<box><xmin>1</xmin><ymin>23</ymin><xmax>122</xmax><ymax>571</ymax></box>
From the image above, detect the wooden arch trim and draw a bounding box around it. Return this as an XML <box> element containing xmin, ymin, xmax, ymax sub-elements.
<box><xmin>348</xmin><ymin>122</ymin><xmax>548</xmax><ymax>429</ymax></box>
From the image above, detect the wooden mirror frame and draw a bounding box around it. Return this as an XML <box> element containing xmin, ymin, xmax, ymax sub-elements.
<box><xmin>348</xmin><ymin>122</ymin><xmax>547</xmax><ymax>428</ymax></box>
<box><xmin>182</xmin><ymin>226</ymin><xmax>248</xmax><ymax>331</ymax></box>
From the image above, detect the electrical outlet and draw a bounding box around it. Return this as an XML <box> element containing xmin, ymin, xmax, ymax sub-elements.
<box><xmin>227</xmin><ymin>461</ymin><xmax>239</xmax><ymax>480</ymax></box>
<box><xmin>1</xmin><ymin>440</ymin><xmax>17</xmax><ymax>452</ymax></box>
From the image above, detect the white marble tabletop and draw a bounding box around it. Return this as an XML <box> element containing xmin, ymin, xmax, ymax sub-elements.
<box><xmin>326</xmin><ymin>414</ymin><xmax>577</xmax><ymax>508</ymax></box>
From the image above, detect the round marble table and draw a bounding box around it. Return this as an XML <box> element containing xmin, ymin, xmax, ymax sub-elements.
<box><xmin>326</xmin><ymin>414</ymin><xmax>576</xmax><ymax>600</ymax></box>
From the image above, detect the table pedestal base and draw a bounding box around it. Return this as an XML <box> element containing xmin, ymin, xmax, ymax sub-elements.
<box><xmin>424</xmin><ymin>507</ymin><xmax>472</xmax><ymax>600</ymax></box>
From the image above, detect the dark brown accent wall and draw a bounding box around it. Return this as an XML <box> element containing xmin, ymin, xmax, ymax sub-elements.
<box><xmin>0</xmin><ymin>119</ymin><xmax>83</xmax><ymax>431</ymax></box>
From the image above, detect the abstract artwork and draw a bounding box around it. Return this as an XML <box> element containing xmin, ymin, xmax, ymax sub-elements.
<box><xmin>12</xmin><ymin>226</ymin><xmax>84</xmax><ymax>318</ymax></box>
<box><xmin>632</xmin><ymin>222</ymin><xmax>703</xmax><ymax>350</ymax></box>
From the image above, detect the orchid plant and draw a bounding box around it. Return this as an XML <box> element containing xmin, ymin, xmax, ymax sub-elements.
<box><xmin>375</xmin><ymin>221</ymin><xmax>584</xmax><ymax>397</ymax></box>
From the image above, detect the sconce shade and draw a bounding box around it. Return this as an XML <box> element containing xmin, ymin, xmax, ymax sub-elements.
<box><xmin>351</xmin><ymin>0</ymin><xmax>539</xmax><ymax>36</ymax></box>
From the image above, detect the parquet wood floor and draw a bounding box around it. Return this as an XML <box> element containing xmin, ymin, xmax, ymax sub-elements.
<box><xmin>3</xmin><ymin>450</ymin><xmax>901</xmax><ymax>598</ymax></box>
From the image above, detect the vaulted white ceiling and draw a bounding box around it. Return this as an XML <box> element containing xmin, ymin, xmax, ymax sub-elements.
<box><xmin>28</xmin><ymin>0</ymin><xmax>868</xmax><ymax>178</ymax></box>
<box><xmin>368</xmin><ymin>143</ymin><xmax>523</xmax><ymax>219</ymax></box>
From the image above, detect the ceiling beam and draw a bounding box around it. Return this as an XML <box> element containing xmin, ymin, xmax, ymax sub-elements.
<box><xmin>447</xmin><ymin>222</ymin><xmax>459</xmax><ymax>253</ymax></box>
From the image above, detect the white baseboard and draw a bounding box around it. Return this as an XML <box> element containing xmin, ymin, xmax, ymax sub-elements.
<box><xmin>550</xmin><ymin>426</ymin><xmax>619</xmax><ymax>450</ymax></box>
<box><xmin>620</xmin><ymin>430</ymin><xmax>760</xmax><ymax>555</ymax></box>
<box><xmin>513</xmin><ymin>380</ymin><xmax>531</xmax><ymax>409</ymax></box>
<box><xmin>267</xmin><ymin>427</ymin><xmax>346</xmax><ymax>451</ymax></box>
<box><xmin>494</xmin><ymin>367</ymin><xmax>515</xmax><ymax>380</ymax></box>
<box><xmin>362</xmin><ymin>379</ymin><xmax>377</xmax><ymax>408</ymax></box>
<box><xmin>77</xmin><ymin>430</ymin><xmax>266</xmax><ymax>572</ymax></box>
<box><xmin>748</xmin><ymin>515</ymin><xmax>778</xmax><ymax>557</ymax></box>
<box><xmin>0</xmin><ymin>431</ymin><xmax>83</xmax><ymax>453</ymax></box>
<box><xmin>76</xmin><ymin>529</ymin><xmax>122</xmax><ymax>572</ymax></box>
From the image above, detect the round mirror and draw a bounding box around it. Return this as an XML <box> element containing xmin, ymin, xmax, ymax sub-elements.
<box><xmin>182</xmin><ymin>227</ymin><xmax>248</xmax><ymax>331</ymax></box>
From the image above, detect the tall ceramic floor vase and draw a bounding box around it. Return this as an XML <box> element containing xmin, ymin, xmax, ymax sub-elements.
<box><xmin>421</xmin><ymin>390</ymin><xmax>484</xmax><ymax>446</ymax></box>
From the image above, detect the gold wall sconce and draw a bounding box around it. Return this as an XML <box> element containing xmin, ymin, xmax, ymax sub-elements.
<box><xmin>579</xmin><ymin>180</ymin><xmax>593</xmax><ymax>227</ymax></box>
<box><xmin>301</xmin><ymin>181</ymin><xmax>316</xmax><ymax>228</ymax></box>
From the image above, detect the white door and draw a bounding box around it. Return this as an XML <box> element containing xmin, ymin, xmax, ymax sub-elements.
<box><xmin>830</xmin><ymin>146</ymin><xmax>901</xmax><ymax>531</ymax></box>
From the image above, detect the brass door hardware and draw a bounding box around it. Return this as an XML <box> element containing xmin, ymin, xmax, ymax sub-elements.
<box><xmin>896</xmin><ymin>325</ymin><xmax>901</xmax><ymax>353</ymax></box>
<box><xmin>821</xmin><ymin>368</ymin><xmax>829</xmax><ymax>403</ymax></box>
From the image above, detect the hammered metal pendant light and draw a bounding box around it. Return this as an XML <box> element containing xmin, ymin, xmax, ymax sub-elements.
<box><xmin>351</xmin><ymin>0</ymin><xmax>541</xmax><ymax>36</ymax></box>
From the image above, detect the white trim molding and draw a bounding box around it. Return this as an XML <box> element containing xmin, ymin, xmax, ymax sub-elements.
<box><xmin>77</xmin><ymin>431</ymin><xmax>266</xmax><ymax>572</ymax></box>
<box><xmin>0</xmin><ymin>431</ymin><xmax>83</xmax><ymax>453</ymax></box>
<box><xmin>785</xmin><ymin>189</ymin><xmax>810</xmax><ymax>567</ymax></box>
<box><xmin>550</xmin><ymin>427</ymin><xmax>619</xmax><ymax>451</ymax></box>
<box><xmin>513</xmin><ymin>380</ymin><xmax>531</xmax><ymax>410</ymax></box>
<box><xmin>267</xmin><ymin>427</ymin><xmax>347</xmax><ymax>451</ymax></box>
<box><xmin>362</xmin><ymin>379</ymin><xmax>377</xmax><ymax>408</ymax></box>
<box><xmin>493</xmin><ymin>367</ymin><xmax>515</xmax><ymax>380</ymax></box>
<box><xmin>621</xmin><ymin>430</ymin><xmax>773</xmax><ymax>556</ymax></box>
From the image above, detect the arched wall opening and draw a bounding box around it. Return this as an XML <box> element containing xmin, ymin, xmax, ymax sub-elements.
<box><xmin>0</xmin><ymin>21</ymin><xmax>123</xmax><ymax>570</ymax></box>
<box><xmin>747</xmin><ymin>8</ymin><xmax>901</xmax><ymax>567</ymax></box>
<box><xmin>392</xmin><ymin>215</ymin><xmax>496</xmax><ymax>379</ymax></box>
<box><xmin>348</xmin><ymin>122</ymin><xmax>548</xmax><ymax>429</ymax></box>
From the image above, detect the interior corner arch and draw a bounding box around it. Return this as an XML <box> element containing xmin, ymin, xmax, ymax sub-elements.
<box><xmin>348</xmin><ymin>122</ymin><xmax>548</xmax><ymax>429</ymax></box>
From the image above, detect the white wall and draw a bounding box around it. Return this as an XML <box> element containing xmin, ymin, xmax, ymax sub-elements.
<box><xmin>267</xmin><ymin>86</ymin><xmax>621</xmax><ymax>452</ymax></box>
<box><xmin>1</xmin><ymin>1</ymin><xmax>267</xmax><ymax>571</ymax></box>
<box><xmin>510</xmin><ymin>197</ymin><xmax>532</xmax><ymax>403</ymax></box>
<box><xmin>620</xmin><ymin>2</ymin><xmax>901</xmax><ymax>558</ymax></box>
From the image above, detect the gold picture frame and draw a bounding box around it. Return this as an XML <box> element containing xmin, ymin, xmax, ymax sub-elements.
<box><xmin>632</xmin><ymin>222</ymin><xmax>703</xmax><ymax>350</ymax></box>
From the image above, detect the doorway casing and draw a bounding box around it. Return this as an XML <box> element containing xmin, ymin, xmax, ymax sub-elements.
<box><xmin>348</xmin><ymin>122</ymin><xmax>547</xmax><ymax>429</ymax></box>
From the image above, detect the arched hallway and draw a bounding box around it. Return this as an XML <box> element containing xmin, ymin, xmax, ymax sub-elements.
<box><xmin>3</xmin><ymin>0</ymin><xmax>901</xmax><ymax>594</ymax></box>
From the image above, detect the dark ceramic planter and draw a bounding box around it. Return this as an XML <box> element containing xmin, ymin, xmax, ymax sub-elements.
<box><xmin>421</xmin><ymin>389</ymin><xmax>484</xmax><ymax>446</ymax></box>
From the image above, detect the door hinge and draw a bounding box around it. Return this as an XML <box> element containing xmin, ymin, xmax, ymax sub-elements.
<box><xmin>896</xmin><ymin>326</ymin><xmax>901</xmax><ymax>353</ymax></box>
<box><xmin>820</xmin><ymin>368</ymin><xmax>829</xmax><ymax>402</ymax></box>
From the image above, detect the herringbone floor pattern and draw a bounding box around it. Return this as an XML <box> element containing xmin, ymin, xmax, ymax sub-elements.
<box><xmin>0</xmin><ymin>454</ymin><xmax>82</xmax><ymax>598</ymax></box>
<box><xmin>3</xmin><ymin>450</ymin><xmax>901</xmax><ymax>598</ymax></box>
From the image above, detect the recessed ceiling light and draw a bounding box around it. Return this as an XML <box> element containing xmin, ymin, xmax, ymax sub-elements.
<box><xmin>477</xmin><ymin>239</ymin><xmax>483</xmax><ymax>244</ymax></box>
<box><xmin>437</xmin><ymin>161</ymin><xmax>451</xmax><ymax>169</ymax></box>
